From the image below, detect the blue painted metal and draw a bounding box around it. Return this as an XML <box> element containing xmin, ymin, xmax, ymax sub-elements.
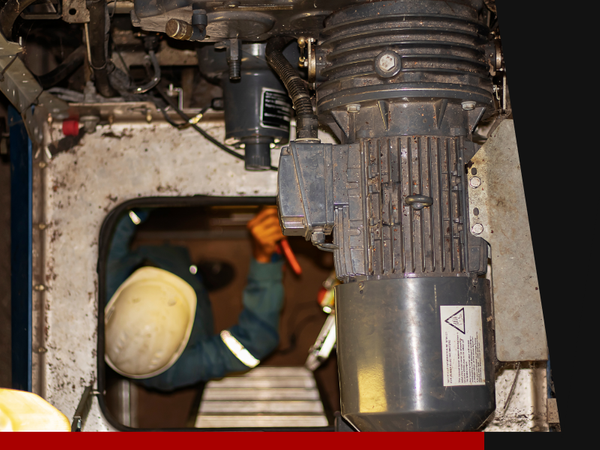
<box><xmin>9</xmin><ymin>105</ymin><xmax>32</xmax><ymax>391</ymax></box>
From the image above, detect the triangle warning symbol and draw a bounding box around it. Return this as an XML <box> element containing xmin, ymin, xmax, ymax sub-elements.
<box><xmin>445</xmin><ymin>308</ymin><xmax>465</xmax><ymax>334</ymax></box>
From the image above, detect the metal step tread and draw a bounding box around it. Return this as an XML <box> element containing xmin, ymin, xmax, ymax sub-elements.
<box><xmin>194</xmin><ymin>366</ymin><xmax>328</xmax><ymax>428</ymax></box>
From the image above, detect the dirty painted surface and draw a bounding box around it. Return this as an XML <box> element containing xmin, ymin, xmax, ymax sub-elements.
<box><xmin>467</xmin><ymin>119</ymin><xmax>548</xmax><ymax>362</ymax></box>
<box><xmin>34</xmin><ymin>119</ymin><xmax>550</xmax><ymax>431</ymax></box>
<box><xmin>486</xmin><ymin>362</ymin><xmax>548</xmax><ymax>432</ymax></box>
<box><xmin>36</xmin><ymin>121</ymin><xmax>280</xmax><ymax>429</ymax></box>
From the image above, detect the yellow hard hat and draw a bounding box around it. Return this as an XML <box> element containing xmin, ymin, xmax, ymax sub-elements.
<box><xmin>104</xmin><ymin>266</ymin><xmax>197</xmax><ymax>379</ymax></box>
<box><xmin>0</xmin><ymin>388</ymin><xmax>70</xmax><ymax>431</ymax></box>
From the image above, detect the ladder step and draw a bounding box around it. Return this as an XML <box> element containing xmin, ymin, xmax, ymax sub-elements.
<box><xmin>203</xmin><ymin>377</ymin><xmax>316</xmax><ymax>389</ymax></box>
<box><xmin>202</xmin><ymin>388</ymin><xmax>321</xmax><ymax>401</ymax></box>
<box><xmin>200</xmin><ymin>400</ymin><xmax>324</xmax><ymax>414</ymax></box>
<box><xmin>194</xmin><ymin>367</ymin><xmax>328</xmax><ymax>428</ymax></box>
<box><xmin>195</xmin><ymin>415</ymin><xmax>329</xmax><ymax>428</ymax></box>
<box><xmin>225</xmin><ymin>367</ymin><xmax>314</xmax><ymax>378</ymax></box>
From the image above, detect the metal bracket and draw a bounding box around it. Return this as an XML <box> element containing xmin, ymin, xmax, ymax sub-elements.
<box><xmin>71</xmin><ymin>384</ymin><xmax>99</xmax><ymax>431</ymax></box>
<box><xmin>467</xmin><ymin>119</ymin><xmax>548</xmax><ymax>361</ymax></box>
<box><xmin>305</xmin><ymin>313</ymin><xmax>336</xmax><ymax>371</ymax></box>
<box><xmin>0</xmin><ymin>39</ymin><xmax>42</xmax><ymax>114</ymax></box>
<box><xmin>1</xmin><ymin>32</ymin><xmax>70</xmax><ymax>143</ymax></box>
<box><xmin>62</xmin><ymin>0</ymin><xmax>90</xmax><ymax>23</ymax></box>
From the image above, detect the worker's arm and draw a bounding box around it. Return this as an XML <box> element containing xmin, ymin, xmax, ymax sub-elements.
<box><xmin>137</xmin><ymin>208</ymin><xmax>286</xmax><ymax>391</ymax></box>
<box><xmin>138</xmin><ymin>256</ymin><xmax>284</xmax><ymax>391</ymax></box>
<box><xmin>225</xmin><ymin>207</ymin><xmax>286</xmax><ymax>363</ymax></box>
<box><xmin>105</xmin><ymin>209</ymin><xmax>152</xmax><ymax>301</ymax></box>
<box><xmin>223</xmin><ymin>256</ymin><xmax>284</xmax><ymax>364</ymax></box>
<box><xmin>106</xmin><ymin>209</ymin><xmax>150</xmax><ymax>262</ymax></box>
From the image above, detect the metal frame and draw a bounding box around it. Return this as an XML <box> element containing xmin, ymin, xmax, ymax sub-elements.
<box><xmin>9</xmin><ymin>104</ymin><xmax>32</xmax><ymax>392</ymax></box>
<box><xmin>95</xmin><ymin>195</ymin><xmax>335</xmax><ymax>431</ymax></box>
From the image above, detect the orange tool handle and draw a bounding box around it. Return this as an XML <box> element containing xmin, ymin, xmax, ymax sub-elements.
<box><xmin>279</xmin><ymin>239</ymin><xmax>302</xmax><ymax>275</ymax></box>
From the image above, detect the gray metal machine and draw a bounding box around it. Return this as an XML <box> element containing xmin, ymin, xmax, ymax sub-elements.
<box><xmin>276</xmin><ymin>0</ymin><xmax>497</xmax><ymax>431</ymax></box>
<box><xmin>1</xmin><ymin>0</ymin><xmax>553</xmax><ymax>432</ymax></box>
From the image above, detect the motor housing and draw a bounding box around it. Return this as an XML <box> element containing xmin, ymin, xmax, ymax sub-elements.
<box><xmin>277</xmin><ymin>0</ymin><xmax>497</xmax><ymax>431</ymax></box>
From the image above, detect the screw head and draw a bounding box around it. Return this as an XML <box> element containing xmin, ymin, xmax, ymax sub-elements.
<box><xmin>462</xmin><ymin>101</ymin><xmax>476</xmax><ymax>111</ymax></box>
<box><xmin>374</xmin><ymin>50</ymin><xmax>401</xmax><ymax>78</ymax></box>
<box><xmin>470</xmin><ymin>176</ymin><xmax>481</xmax><ymax>188</ymax></box>
<box><xmin>472</xmin><ymin>223</ymin><xmax>484</xmax><ymax>235</ymax></box>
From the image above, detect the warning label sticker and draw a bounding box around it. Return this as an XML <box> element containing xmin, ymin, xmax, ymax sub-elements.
<box><xmin>440</xmin><ymin>305</ymin><xmax>485</xmax><ymax>387</ymax></box>
<box><xmin>260</xmin><ymin>88</ymin><xmax>292</xmax><ymax>132</ymax></box>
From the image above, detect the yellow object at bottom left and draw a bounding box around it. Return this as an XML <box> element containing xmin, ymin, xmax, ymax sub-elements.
<box><xmin>0</xmin><ymin>388</ymin><xmax>71</xmax><ymax>431</ymax></box>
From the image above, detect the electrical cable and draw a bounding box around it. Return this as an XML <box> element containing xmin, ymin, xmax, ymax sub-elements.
<box><xmin>177</xmin><ymin>106</ymin><xmax>210</xmax><ymax>130</ymax></box>
<box><xmin>35</xmin><ymin>46</ymin><xmax>87</xmax><ymax>90</ymax></box>
<box><xmin>154</xmin><ymin>86</ymin><xmax>278</xmax><ymax>171</ymax></box>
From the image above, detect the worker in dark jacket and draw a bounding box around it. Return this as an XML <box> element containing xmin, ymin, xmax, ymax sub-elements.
<box><xmin>104</xmin><ymin>207</ymin><xmax>285</xmax><ymax>391</ymax></box>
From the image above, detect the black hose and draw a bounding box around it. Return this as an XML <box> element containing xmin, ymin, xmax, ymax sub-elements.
<box><xmin>110</xmin><ymin>49</ymin><xmax>161</xmax><ymax>95</ymax></box>
<box><xmin>36</xmin><ymin>46</ymin><xmax>86</xmax><ymax>89</ymax></box>
<box><xmin>265</xmin><ymin>36</ymin><xmax>318</xmax><ymax>140</ymax></box>
<box><xmin>87</xmin><ymin>0</ymin><xmax>118</xmax><ymax>98</ymax></box>
<box><xmin>154</xmin><ymin>87</ymin><xmax>278</xmax><ymax>171</ymax></box>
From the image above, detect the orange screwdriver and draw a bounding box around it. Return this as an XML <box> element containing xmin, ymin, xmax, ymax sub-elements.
<box><xmin>279</xmin><ymin>238</ymin><xmax>302</xmax><ymax>275</ymax></box>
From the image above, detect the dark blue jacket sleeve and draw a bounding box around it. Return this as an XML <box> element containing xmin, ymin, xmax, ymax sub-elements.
<box><xmin>105</xmin><ymin>209</ymin><xmax>151</xmax><ymax>302</ymax></box>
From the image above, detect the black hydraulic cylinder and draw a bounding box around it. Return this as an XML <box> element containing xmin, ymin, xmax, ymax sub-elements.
<box><xmin>198</xmin><ymin>43</ymin><xmax>295</xmax><ymax>171</ymax></box>
<box><xmin>221</xmin><ymin>69</ymin><xmax>290</xmax><ymax>171</ymax></box>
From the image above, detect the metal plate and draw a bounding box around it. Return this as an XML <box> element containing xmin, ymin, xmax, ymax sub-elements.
<box><xmin>0</xmin><ymin>53</ymin><xmax>43</xmax><ymax>114</ymax></box>
<box><xmin>31</xmin><ymin>116</ymin><xmax>552</xmax><ymax>430</ymax></box>
<box><xmin>31</xmin><ymin>119</ymin><xmax>279</xmax><ymax>429</ymax></box>
<box><xmin>485</xmin><ymin>362</ymin><xmax>549</xmax><ymax>432</ymax></box>
<box><xmin>62</xmin><ymin>0</ymin><xmax>90</xmax><ymax>23</ymax></box>
<box><xmin>467</xmin><ymin>119</ymin><xmax>548</xmax><ymax>361</ymax></box>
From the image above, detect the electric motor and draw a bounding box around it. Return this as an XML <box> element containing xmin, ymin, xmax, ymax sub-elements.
<box><xmin>277</xmin><ymin>0</ymin><xmax>497</xmax><ymax>431</ymax></box>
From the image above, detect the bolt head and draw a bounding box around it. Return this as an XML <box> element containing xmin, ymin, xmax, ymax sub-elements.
<box><xmin>374</xmin><ymin>50</ymin><xmax>401</xmax><ymax>78</ymax></box>
<box><xmin>462</xmin><ymin>101</ymin><xmax>476</xmax><ymax>111</ymax></box>
<box><xmin>379</xmin><ymin>54</ymin><xmax>396</xmax><ymax>71</ymax></box>
<box><xmin>472</xmin><ymin>223</ymin><xmax>484</xmax><ymax>235</ymax></box>
<box><xmin>469</xmin><ymin>176</ymin><xmax>481</xmax><ymax>188</ymax></box>
<box><xmin>346</xmin><ymin>103</ymin><xmax>361</xmax><ymax>113</ymax></box>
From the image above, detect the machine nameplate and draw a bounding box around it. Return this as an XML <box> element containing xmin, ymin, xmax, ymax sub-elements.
<box><xmin>260</xmin><ymin>88</ymin><xmax>292</xmax><ymax>132</ymax></box>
